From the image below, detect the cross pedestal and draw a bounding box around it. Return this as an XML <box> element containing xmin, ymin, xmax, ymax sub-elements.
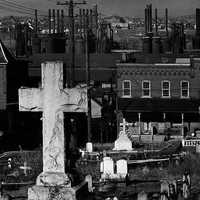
<box><xmin>19</xmin><ymin>61</ymin><xmax>87</xmax><ymax>200</ymax></box>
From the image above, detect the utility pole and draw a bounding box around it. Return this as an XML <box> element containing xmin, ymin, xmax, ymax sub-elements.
<box><xmin>57</xmin><ymin>0</ymin><xmax>86</xmax><ymax>87</ymax></box>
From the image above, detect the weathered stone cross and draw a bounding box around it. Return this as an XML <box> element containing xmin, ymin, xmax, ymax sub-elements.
<box><xmin>120</xmin><ymin>118</ymin><xmax>133</xmax><ymax>135</ymax></box>
<box><xmin>19</xmin><ymin>161</ymin><xmax>32</xmax><ymax>176</ymax></box>
<box><xmin>19</xmin><ymin>61</ymin><xmax>87</xmax><ymax>186</ymax></box>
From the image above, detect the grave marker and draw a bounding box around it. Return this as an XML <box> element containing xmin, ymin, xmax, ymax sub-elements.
<box><xmin>113</xmin><ymin>118</ymin><xmax>133</xmax><ymax>151</ymax></box>
<box><xmin>19</xmin><ymin>61</ymin><xmax>87</xmax><ymax>200</ymax></box>
<box><xmin>100</xmin><ymin>157</ymin><xmax>114</xmax><ymax>179</ymax></box>
<box><xmin>116</xmin><ymin>159</ymin><xmax>127</xmax><ymax>177</ymax></box>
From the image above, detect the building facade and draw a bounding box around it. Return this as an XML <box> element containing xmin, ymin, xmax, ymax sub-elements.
<box><xmin>117</xmin><ymin>58</ymin><xmax>200</xmax><ymax>135</ymax></box>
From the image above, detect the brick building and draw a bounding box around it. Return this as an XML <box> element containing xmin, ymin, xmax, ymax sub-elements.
<box><xmin>117</xmin><ymin>58</ymin><xmax>200</xmax><ymax>136</ymax></box>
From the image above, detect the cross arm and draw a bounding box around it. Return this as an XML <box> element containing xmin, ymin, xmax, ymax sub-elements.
<box><xmin>19</xmin><ymin>88</ymin><xmax>43</xmax><ymax>112</ymax></box>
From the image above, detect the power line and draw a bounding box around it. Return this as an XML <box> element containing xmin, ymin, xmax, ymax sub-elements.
<box><xmin>0</xmin><ymin>5</ymin><xmax>47</xmax><ymax>17</ymax></box>
<box><xmin>0</xmin><ymin>0</ymin><xmax>47</xmax><ymax>14</ymax></box>
<box><xmin>0</xmin><ymin>3</ymin><xmax>47</xmax><ymax>17</ymax></box>
<box><xmin>0</xmin><ymin>0</ymin><xmax>48</xmax><ymax>17</ymax></box>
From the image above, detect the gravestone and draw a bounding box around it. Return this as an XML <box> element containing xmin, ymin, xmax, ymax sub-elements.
<box><xmin>100</xmin><ymin>157</ymin><xmax>114</xmax><ymax>179</ymax></box>
<box><xmin>116</xmin><ymin>159</ymin><xmax>127</xmax><ymax>178</ymax></box>
<box><xmin>113</xmin><ymin>118</ymin><xmax>133</xmax><ymax>151</ymax></box>
<box><xmin>19</xmin><ymin>61</ymin><xmax>87</xmax><ymax>200</ymax></box>
<box><xmin>137</xmin><ymin>191</ymin><xmax>148</xmax><ymax>200</ymax></box>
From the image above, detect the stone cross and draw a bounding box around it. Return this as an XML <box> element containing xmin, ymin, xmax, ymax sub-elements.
<box><xmin>120</xmin><ymin>118</ymin><xmax>133</xmax><ymax>135</ymax></box>
<box><xmin>20</xmin><ymin>161</ymin><xmax>32</xmax><ymax>176</ymax></box>
<box><xmin>19</xmin><ymin>61</ymin><xmax>87</xmax><ymax>186</ymax></box>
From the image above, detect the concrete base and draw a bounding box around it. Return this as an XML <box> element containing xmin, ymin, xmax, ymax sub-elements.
<box><xmin>36</xmin><ymin>171</ymin><xmax>71</xmax><ymax>187</ymax></box>
<box><xmin>28</xmin><ymin>185</ymin><xmax>76</xmax><ymax>200</ymax></box>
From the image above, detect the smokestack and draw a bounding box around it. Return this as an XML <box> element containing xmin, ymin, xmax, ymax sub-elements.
<box><xmin>149</xmin><ymin>4</ymin><xmax>152</xmax><ymax>33</ymax></box>
<box><xmin>89</xmin><ymin>9</ymin><xmax>93</xmax><ymax>30</ymax></box>
<box><xmin>155</xmin><ymin>8</ymin><xmax>158</xmax><ymax>35</ymax></box>
<box><xmin>61</xmin><ymin>9</ymin><xmax>64</xmax><ymax>33</ymax></box>
<box><xmin>86</xmin><ymin>9</ymin><xmax>89</xmax><ymax>23</ymax></box>
<box><xmin>145</xmin><ymin>8</ymin><xmax>148</xmax><ymax>34</ymax></box>
<box><xmin>146</xmin><ymin>5</ymin><xmax>149</xmax><ymax>33</ymax></box>
<box><xmin>35</xmin><ymin>9</ymin><xmax>38</xmax><ymax>35</ymax></box>
<box><xmin>48</xmin><ymin>9</ymin><xmax>51</xmax><ymax>34</ymax></box>
<box><xmin>83</xmin><ymin>9</ymin><xmax>86</xmax><ymax>37</ymax></box>
<box><xmin>165</xmin><ymin>8</ymin><xmax>168</xmax><ymax>36</ymax></box>
<box><xmin>196</xmin><ymin>8</ymin><xmax>200</xmax><ymax>35</ymax></box>
<box><xmin>92</xmin><ymin>5</ymin><xmax>98</xmax><ymax>36</ymax></box>
<box><xmin>57</xmin><ymin>10</ymin><xmax>60</xmax><ymax>33</ymax></box>
<box><xmin>52</xmin><ymin>9</ymin><xmax>56</xmax><ymax>33</ymax></box>
<box><xmin>79</xmin><ymin>9</ymin><xmax>82</xmax><ymax>32</ymax></box>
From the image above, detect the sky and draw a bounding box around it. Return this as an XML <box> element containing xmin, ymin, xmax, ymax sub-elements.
<box><xmin>1</xmin><ymin>0</ymin><xmax>200</xmax><ymax>18</ymax></box>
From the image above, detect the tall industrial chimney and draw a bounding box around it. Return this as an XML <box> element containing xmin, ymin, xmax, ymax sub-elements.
<box><xmin>57</xmin><ymin>10</ymin><xmax>60</xmax><ymax>33</ymax></box>
<box><xmin>92</xmin><ymin>5</ymin><xmax>98</xmax><ymax>36</ymax></box>
<box><xmin>149</xmin><ymin>4</ymin><xmax>152</xmax><ymax>33</ymax></box>
<box><xmin>52</xmin><ymin>9</ymin><xmax>56</xmax><ymax>33</ymax></box>
<box><xmin>196</xmin><ymin>8</ymin><xmax>200</xmax><ymax>36</ymax></box>
<box><xmin>48</xmin><ymin>9</ymin><xmax>51</xmax><ymax>34</ymax></box>
<box><xmin>144</xmin><ymin>8</ymin><xmax>148</xmax><ymax>34</ymax></box>
<box><xmin>155</xmin><ymin>8</ymin><xmax>158</xmax><ymax>35</ymax></box>
<box><xmin>193</xmin><ymin>8</ymin><xmax>200</xmax><ymax>49</ymax></box>
<box><xmin>165</xmin><ymin>8</ymin><xmax>168</xmax><ymax>36</ymax></box>
<box><xmin>61</xmin><ymin>9</ymin><xmax>64</xmax><ymax>33</ymax></box>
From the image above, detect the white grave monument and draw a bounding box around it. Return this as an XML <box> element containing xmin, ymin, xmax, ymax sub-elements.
<box><xmin>116</xmin><ymin>159</ymin><xmax>128</xmax><ymax>178</ymax></box>
<box><xmin>113</xmin><ymin>118</ymin><xmax>133</xmax><ymax>151</ymax></box>
<box><xmin>100</xmin><ymin>157</ymin><xmax>114</xmax><ymax>179</ymax></box>
<box><xmin>19</xmin><ymin>61</ymin><xmax>88</xmax><ymax>200</ymax></box>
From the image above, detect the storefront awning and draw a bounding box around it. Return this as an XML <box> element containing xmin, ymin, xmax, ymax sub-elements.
<box><xmin>119</xmin><ymin>98</ymin><xmax>200</xmax><ymax>113</ymax></box>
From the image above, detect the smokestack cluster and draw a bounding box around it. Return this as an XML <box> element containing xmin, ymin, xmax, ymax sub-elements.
<box><xmin>143</xmin><ymin>5</ymin><xmax>171</xmax><ymax>54</ymax></box>
<box><xmin>78</xmin><ymin>6</ymin><xmax>98</xmax><ymax>37</ymax></box>
<box><xmin>48</xmin><ymin>9</ymin><xmax>64</xmax><ymax>34</ymax></box>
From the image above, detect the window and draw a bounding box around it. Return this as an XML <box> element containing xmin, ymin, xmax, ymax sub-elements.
<box><xmin>142</xmin><ymin>80</ymin><xmax>151</xmax><ymax>97</ymax></box>
<box><xmin>122</xmin><ymin>80</ymin><xmax>131</xmax><ymax>97</ymax></box>
<box><xmin>181</xmin><ymin>81</ymin><xmax>189</xmax><ymax>98</ymax></box>
<box><xmin>162</xmin><ymin>81</ymin><xmax>170</xmax><ymax>98</ymax></box>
